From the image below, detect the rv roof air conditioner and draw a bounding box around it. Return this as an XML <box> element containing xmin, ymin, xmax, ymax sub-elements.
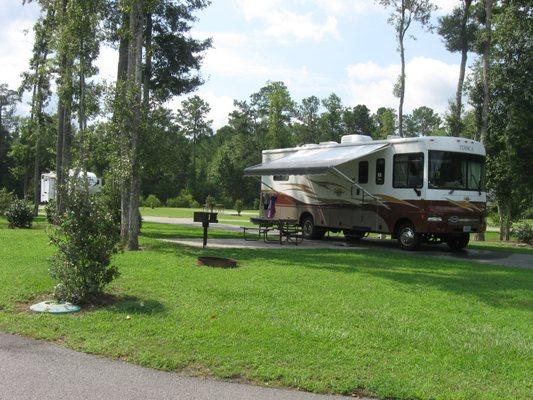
<box><xmin>340</xmin><ymin>134</ymin><xmax>373</xmax><ymax>144</ymax></box>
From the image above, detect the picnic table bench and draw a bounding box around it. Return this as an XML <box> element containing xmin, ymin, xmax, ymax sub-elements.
<box><xmin>242</xmin><ymin>217</ymin><xmax>303</xmax><ymax>245</ymax></box>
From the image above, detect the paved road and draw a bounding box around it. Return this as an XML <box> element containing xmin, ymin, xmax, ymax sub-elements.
<box><xmin>145</xmin><ymin>217</ymin><xmax>532</xmax><ymax>270</ymax></box>
<box><xmin>0</xmin><ymin>333</ymin><xmax>354</xmax><ymax>400</ymax></box>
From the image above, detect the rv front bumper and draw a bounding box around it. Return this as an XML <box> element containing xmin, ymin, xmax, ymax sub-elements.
<box><xmin>424</xmin><ymin>215</ymin><xmax>486</xmax><ymax>234</ymax></box>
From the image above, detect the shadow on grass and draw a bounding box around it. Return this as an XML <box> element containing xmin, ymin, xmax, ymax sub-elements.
<box><xmin>150</xmin><ymin>239</ymin><xmax>533</xmax><ymax>312</ymax></box>
<box><xmin>81</xmin><ymin>293</ymin><xmax>166</xmax><ymax>315</ymax></box>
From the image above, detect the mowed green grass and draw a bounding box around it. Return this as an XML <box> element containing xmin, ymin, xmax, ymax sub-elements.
<box><xmin>0</xmin><ymin>217</ymin><xmax>532</xmax><ymax>400</ymax></box>
<box><xmin>140</xmin><ymin>206</ymin><xmax>257</xmax><ymax>224</ymax></box>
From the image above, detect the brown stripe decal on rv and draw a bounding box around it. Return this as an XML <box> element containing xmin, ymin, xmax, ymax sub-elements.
<box><xmin>445</xmin><ymin>198</ymin><xmax>481</xmax><ymax>212</ymax></box>
<box><xmin>376</xmin><ymin>195</ymin><xmax>420</xmax><ymax>209</ymax></box>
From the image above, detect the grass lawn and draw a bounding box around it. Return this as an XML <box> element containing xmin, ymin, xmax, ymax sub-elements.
<box><xmin>0</xmin><ymin>217</ymin><xmax>532</xmax><ymax>400</ymax></box>
<box><xmin>141</xmin><ymin>206</ymin><xmax>257</xmax><ymax>223</ymax></box>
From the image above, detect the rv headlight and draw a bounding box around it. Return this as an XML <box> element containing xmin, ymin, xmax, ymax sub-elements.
<box><xmin>427</xmin><ymin>216</ymin><xmax>443</xmax><ymax>222</ymax></box>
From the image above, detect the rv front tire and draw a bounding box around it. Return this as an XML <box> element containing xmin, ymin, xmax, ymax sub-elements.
<box><xmin>397</xmin><ymin>223</ymin><xmax>421</xmax><ymax>251</ymax></box>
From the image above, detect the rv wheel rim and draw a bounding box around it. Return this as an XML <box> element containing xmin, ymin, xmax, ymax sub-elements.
<box><xmin>400</xmin><ymin>227</ymin><xmax>415</xmax><ymax>247</ymax></box>
<box><xmin>303</xmin><ymin>220</ymin><xmax>313</xmax><ymax>235</ymax></box>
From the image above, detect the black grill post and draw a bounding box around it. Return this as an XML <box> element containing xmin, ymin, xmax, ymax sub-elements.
<box><xmin>193</xmin><ymin>212</ymin><xmax>218</xmax><ymax>248</ymax></box>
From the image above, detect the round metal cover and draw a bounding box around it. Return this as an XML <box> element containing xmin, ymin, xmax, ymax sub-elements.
<box><xmin>30</xmin><ymin>301</ymin><xmax>81</xmax><ymax>314</ymax></box>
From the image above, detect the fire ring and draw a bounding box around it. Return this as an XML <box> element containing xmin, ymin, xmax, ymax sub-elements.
<box><xmin>197</xmin><ymin>257</ymin><xmax>237</xmax><ymax>268</ymax></box>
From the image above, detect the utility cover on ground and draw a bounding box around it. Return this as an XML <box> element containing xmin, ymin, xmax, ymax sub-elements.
<box><xmin>30</xmin><ymin>301</ymin><xmax>80</xmax><ymax>314</ymax></box>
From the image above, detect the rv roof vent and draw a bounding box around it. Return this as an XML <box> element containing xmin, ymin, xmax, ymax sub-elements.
<box><xmin>341</xmin><ymin>134</ymin><xmax>373</xmax><ymax>144</ymax></box>
<box><xmin>300</xmin><ymin>143</ymin><xmax>319</xmax><ymax>148</ymax></box>
<box><xmin>319</xmin><ymin>141</ymin><xmax>338</xmax><ymax>146</ymax></box>
<box><xmin>387</xmin><ymin>135</ymin><xmax>402</xmax><ymax>140</ymax></box>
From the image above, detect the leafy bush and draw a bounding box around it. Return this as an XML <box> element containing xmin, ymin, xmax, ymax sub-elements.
<box><xmin>252</xmin><ymin>198</ymin><xmax>259</xmax><ymax>210</ymax></box>
<box><xmin>190</xmin><ymin>199</ymin><xmax>200</xmax><ymax>208</ymax></box>
<box><xmin>144</xmin><ymin>194</ymin><xmax>161</xmax><ymax>209</ymax></box>
<box><xmin>0</xmin><ymin>188</ymin><xmax>14</xmax><ymax>216</ymax></box>
<box><xmin>512</xmin><ymin>222</ymin><xmax>533</xmax><ymax>245</ymax></box>
<box><xmin>49</xmin><ymin>191</ymin><xmax>120</xmax><ymax>304</ymax></box>
<box><xmin>234</xmin><ymin>199</ymin><xmax>243</xmax><ymax>216</ymax></box>
<box><xmin>205</xmin><ymin>195</ymin><xmax>216</xmax><ymax>212</ymax></box>
<box><xmin>45</xmin><ymin>201</ymin><xmax>58</xmax><ymax>224</ymax></box>
<box><xmin>6</xmin><ymin>199</ymin><xmax>34</xmax><ymax>228</ymax></box>
<box><xmin>166</xmin><ymin>190</ymin><xmax>197</xmax><ymax>208</ymax></box>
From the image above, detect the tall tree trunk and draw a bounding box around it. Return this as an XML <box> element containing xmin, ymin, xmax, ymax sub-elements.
<box><xmin>479</xmin><ymin>0</ymin><xmax>492</xmax><ymax>144</ymax></box>
<box><xmin>143</xmin><ymin>12</ymin><xmax>152</xmax><ymax>109</ymax></box>
<box><xmin>475</xmin><ymin>0</ymin><xmax>492</xmax><ymax>242</ymax></box>
<box><xmin>453</xmin><ymin>0</ymin><xmax>472</xmax><ymax>136</ymax></box>
<box><xmin>56</xmin><ymin>0</ymin><xmax>70</xmax><ymax>213</ymax></box>
<box><xmin>116</xmin><ymin>12</ymin><xmax>130</xmax><ymax>244</ymax></box>
<box><xmin>33</xmin><ymin>48</ymin><xmax>50</xmax><ymax>215</ymax></box>
<box><xmin>398</xmin><ymin>4</ymin><xmax>406</xmax><ymax>137</ymax></box>
<box><xmin>126</xmin><ymin>0</ymin><xmax>144</xmax><ymax>251</ymax></box>
<box><xmin>497</xmin><ymin>202</ymin><xmax>504</xmax><ymax>241</ymax></box>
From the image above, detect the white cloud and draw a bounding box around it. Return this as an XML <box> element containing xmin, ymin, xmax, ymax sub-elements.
<box><xmin>237</xmin><ymin>0</ymin><xmax>340</xmax><ymax>42</ymax></box>
<box><xmin>197</xmin><ymin>90</ymin><xmax>236</xmax><ymax>129</ymax></box>
<box><xmin>313</xmin><ymin>0</ymin><xmax>379</xmax><ymax>16</ymax></box>
<box><xmin>0</xmin><ymin>19</ymin><xmax>34</xmax><ymax>89</ymax></box>
<box><xmin>434</xmin><ymin>0</ymin><xmax>460</xmax><ymax>14</ymax></box>
<box><xmin>346</xmin><ymin>56</ymin><xmax>461</xmax><ymax>114</ymax></box>
<box><xmin>197</xmin><ymin>30</ymin><xmax>331</xmax><ymax>95</ymax></box>
<box><xmin>95</xmin><ymin>45</ymin><xmax>119</xmax><ymax>83</ymax></box>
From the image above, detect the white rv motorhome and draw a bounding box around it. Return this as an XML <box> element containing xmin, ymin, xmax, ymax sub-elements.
<box><xmin>244</xmin><ymin>135</ymin><xmax>486</xmax><ymax>250</ymax></box>
<box><xmin>40</xmin><ymin>170</ymin><xmax>102</xmax><ymax>203</ymax></box>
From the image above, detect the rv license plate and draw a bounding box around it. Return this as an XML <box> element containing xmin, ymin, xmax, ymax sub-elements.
<box><xmin>463</xmin><ymin>226</ymin><xmax>472</xmax><ymax>233</ymax></box>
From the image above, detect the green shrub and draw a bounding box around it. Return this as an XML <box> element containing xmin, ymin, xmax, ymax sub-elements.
<box><xmin>6</xmin><ymin>199</ymin><xmax>34</xmax><ymax>228</ymax></box>
<box><xmin>166</xmin><ymin>190</ymin><xmax>198</xmax><ymax>208</ymax></box>
<box><xmin>512</xmin><ymin>222</ymin><xmax>533</xmax><ymax>245</ymax></box>
<box><xmin>205</xmin><ymin>195</ymin><xmax>216</xmax><ymax>212</ymax></box>
<box><xmin>45</xmin><ymin>201</ymin><xmax>58</xmax><ymax>224</ymax></box>
<box><xmin>49</xmin><ymin>190</ymin><xmax>120</xmax><ymax>304</ymax></box>
<box><xmin>0</xmin><ymin>188</ymin><xmax>15</xmax><ymax>216</ymax></box>
<box><xmin>252</xmin><ymin>198</ymin><xmax>259</xmax><ymax>210</ymax></box>
<box><xmin>144</xmin><ymin>194</ymin><xmax>161</xmax><ymax>209</ymax></box>
<box><xmin>234</xmin><ymin>199</ymin><xmax>243</xmax><ymax>216</ymax></box>
<box><xmin>190</xmin><ymin>200</ymin><xmax>200</xmax><ymax>208</ymax></box>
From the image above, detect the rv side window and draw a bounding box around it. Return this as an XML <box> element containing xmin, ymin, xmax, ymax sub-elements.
<box><xmin>358</xmin><ymin>161</ymin><xmax>369</xmax><ymax>184</ymax></box>
<box><xmin>376</xmin><ymin>158</ymin><xmax>385</xmax><ymax>185</ymax></box>
<box><xmin>393</xmin><ymin>153</ymin><xmax>424</xmax><ymax>188</ymax></box>
<box><xmin>273</xmin><ymin>175</ymin><xmax>289</xmax><ymax>181</ymax></box>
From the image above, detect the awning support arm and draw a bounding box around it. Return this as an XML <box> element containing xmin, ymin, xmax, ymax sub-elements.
<box><xmin>331</xmin><ymin>167</ymin><xmax>390</xmax><ymax>210</ymax></box>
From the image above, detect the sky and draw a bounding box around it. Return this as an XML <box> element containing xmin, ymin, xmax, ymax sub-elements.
<box><xmin>1</xmin><ymin>0</ymin><xmax>467</xmax><ymax>129</ymax></box>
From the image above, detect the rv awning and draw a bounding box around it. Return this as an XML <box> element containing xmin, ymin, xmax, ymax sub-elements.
<box><xmin>244</xmin><ymin>143</ymin><xmax>389</xmax><ymax>176</ymax></box>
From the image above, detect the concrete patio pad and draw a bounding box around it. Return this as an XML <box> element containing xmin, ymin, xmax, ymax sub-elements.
<box><xmin>162</xmin><ymin>237</ymin><xmax>533</xmax><ymax>269</ymax></box>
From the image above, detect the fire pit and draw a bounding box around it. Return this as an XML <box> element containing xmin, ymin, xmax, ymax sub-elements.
<box><xmin>197</xmin><ymin>257</ymin><xmax>237</xmax><ymax>268</ymax></box>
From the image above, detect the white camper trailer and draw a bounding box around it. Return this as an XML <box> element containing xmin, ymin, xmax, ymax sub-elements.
<box><xmin>40</xmin><ymin>170</ymin><xmax>102</xmax><ymax>203</ymax></box>
<box><xmin>244</xmin><ymin>135</ymin><xmax>487</xmax><ymax>250</ymax></box>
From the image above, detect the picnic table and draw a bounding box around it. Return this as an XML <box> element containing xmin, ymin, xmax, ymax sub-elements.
<box><xmin>243</xmin><ymin>217</ymin><xmax>303</xmax><ymax>245</ymax></box>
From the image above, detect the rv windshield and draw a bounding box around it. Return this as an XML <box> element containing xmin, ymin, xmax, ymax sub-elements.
<box><xmin>429</xmin><ymin>151</ymin><xmax>485</xmax><ymax>192</ymax></box>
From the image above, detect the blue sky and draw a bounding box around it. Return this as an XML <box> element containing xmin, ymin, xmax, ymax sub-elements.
<box><xmin>1</xmin><ymin>0</ymin><xmax>465</xmax><ymax>128</ymax></box>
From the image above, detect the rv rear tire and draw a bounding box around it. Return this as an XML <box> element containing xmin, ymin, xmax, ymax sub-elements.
<box><xmin>397</xmin><ymin>223</ymin><xmax>421</xmax><ymax>251</ymax></box>
<box><xmin>446</xmin><ymin>233</ymin><xmax>469</xmax><ymax>251</ymax></box>
<box><xmin>300</xmin><ymin>215</ymin><xmax>325</xmax><ymax>240</ymax></box>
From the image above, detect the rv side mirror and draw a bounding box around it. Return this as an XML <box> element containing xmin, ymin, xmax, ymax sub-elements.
<box><xmin>413</xmin><ymin>186</ymin><xmax>422</xmax><ymax>197</ymax></box>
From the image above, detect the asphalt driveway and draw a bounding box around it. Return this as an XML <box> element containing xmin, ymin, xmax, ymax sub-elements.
<box><xmin>0</xmin><ymin>332</ymin><xmax>355</xmax><ymax>400</ymax></box>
